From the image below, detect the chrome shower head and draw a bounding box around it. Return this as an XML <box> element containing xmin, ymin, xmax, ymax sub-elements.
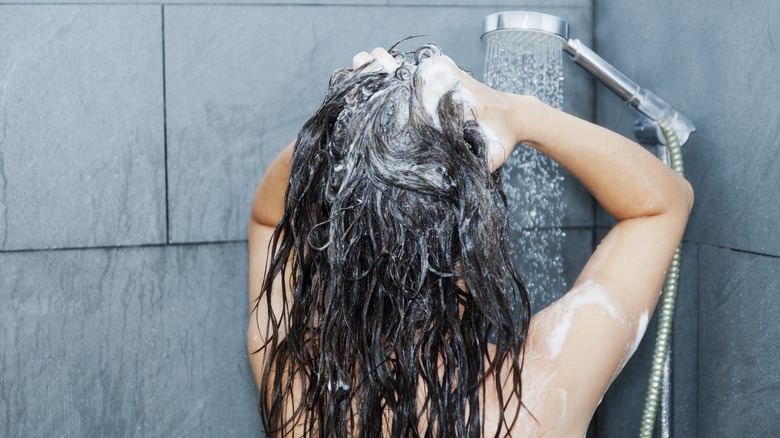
<box><xmin>481</xmin><ymin>11</ymin><xmax>695</xmax><ymax>146</ymax></box>
<box><xmin>482</xmin><ymin>11</ymin><xmax>569</xmax><ymax>44</ymax></box>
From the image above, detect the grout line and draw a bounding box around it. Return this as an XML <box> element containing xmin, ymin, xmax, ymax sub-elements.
<box><xmin>161</xmin><ymin>5</ymin><xmax>171</xmax><ymax>244</ymax></box>
<box><xmin>593</xmin><ymin>225</ymin><xmax>780</xmax><ymax>259</ymax></box>
<box><xmin>0</xmin><ymin>239</ymin><xmax>247</xmax><ymax>255</ymax></box>
<box><xmin>679</xmin><ymin>240</ymin><xmax>780</xmax><ymax>259</ymax></box>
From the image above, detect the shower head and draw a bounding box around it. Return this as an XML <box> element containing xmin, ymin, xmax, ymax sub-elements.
<box><xmin>481</xmin><ymin>11</ymin><xmax>695</xmax><ymax>146</ymax></box>
<box><xmin>482</xmin><ymin>11</ymin><xmax>569</xmax><ymax>44</ymax></box>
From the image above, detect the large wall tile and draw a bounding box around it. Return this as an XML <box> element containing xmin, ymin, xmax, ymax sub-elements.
<box><xmin>164</xmin><ymin>4</ymin><xmax>593</xmax><ymax>243</ymax></box>
<box><xmin>390</xmin><ymin>0</ymin><xmax>590</xmax><ymax>6</ymax></box>
<box><xmin>0</xmin><ymin>243</ymin><xmax>260</xmax><ymax>437</ymax></box>
<box><xmin>594</xmin><ymin>0</ymin><xmax>780</xmax><ymax>256</ymax></box>
<box><xmin>6</xmin><ymin>0</ymin><xmax>590</xmax><ymax>6</ymax></box>
<box><xmin>698</xmin><ymin>246</ymin><xmax>780</xmax><ymax>437</ymax></box>
<box><xmin>165</xmin><ymin>0</ymin><xmax>389</xmax><ymax>4</ymax></box>
<box><xmin>0</xmin><ymin>6</ymin><xmax>165</xmax><ymax>250</ymax></box>
<box><xmin>5</xmin><ymin>0</ymin><xmax>389</xmax><ymax>4</ymax></box>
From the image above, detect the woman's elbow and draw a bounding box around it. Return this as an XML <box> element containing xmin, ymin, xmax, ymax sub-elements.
<box><xmin>678</xmin><ymin>177</ymin><xmax>694</xmax><ymax>215</ymax></box>
<box><xmin>665</xmin><ymin>176</ymin><xmax>694</xmax><ymax>225</ymax></box>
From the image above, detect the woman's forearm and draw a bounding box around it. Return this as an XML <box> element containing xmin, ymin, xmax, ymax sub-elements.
<box><xmin>516</xmin><ymin>97</ymin><xmax>693</xmax><ymax>220</ymax></box>
<box><xmin>251</xmin><ymin>140</ymin><xmax>295</xmax><ymax>227</ymax></box>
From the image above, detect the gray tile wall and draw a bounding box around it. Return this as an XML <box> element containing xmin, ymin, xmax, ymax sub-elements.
<box><xmin>0</xmin><ymin>243</ymin><xmax>258</xmax><ymax>437</ymax></box>
<box><xmin>0</xmin><ymin>6</ymin><xmax>166</xmax><ymax>250</ymax></box>
<box><xmin>0</xmin><ymin>2</ymin><xmax>595</xmax><ymax>436</ymax></box>
<box><xmin>593</xmin><ymin>0</ymin><xmax>780</xmax><ymax>435</ymax></box>
<box><xmin>698</xmin><ymin>246</ymin><xmax>780</xmax><ymax>437</ymax></box>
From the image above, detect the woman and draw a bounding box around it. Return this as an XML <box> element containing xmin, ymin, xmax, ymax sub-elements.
<box><xmin>247</xmin><ymin>44</ymin><xmax>693</xmax><ymax>437</ymax></box>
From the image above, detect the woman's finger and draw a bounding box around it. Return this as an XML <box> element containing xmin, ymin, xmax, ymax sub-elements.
<box><xmin>370</xmin><ymin>48</ymin><xmax>400</xmax><ymax>74</ymax></box>
<box><xmin>352</xmin><ymin>51</ymin><xmax>371</xmax><ymax>69</ymax></box>
<box><xmin>369</xmin><ymin>47</ymin><xmax>388</xmax><ymax>58</ymax></box>
<box><xmin>351</xmin><ymin>47</ymin><xmax>401</xmax><ymax>74</ymax></box>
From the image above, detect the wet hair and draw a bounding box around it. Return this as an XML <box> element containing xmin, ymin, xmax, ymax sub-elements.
<box><xmin>253</xmin><ymin>43</ymin><xmax>531</xmax><ymax>437</ymax></box>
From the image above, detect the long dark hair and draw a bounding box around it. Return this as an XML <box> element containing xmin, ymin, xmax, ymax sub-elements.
<box><xmin>252</xmin><ymin>44</ymin><xmax>531</xmax><ymax>437</ymax></box>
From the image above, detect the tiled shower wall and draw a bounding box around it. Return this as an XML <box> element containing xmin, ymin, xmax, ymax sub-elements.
<box><xmin>0</xmin><ymin>2</ymin><xmax>595</xmax><ymax>436</ymax></box>
<box><xmin>6</xmin><ymin>1</ymin><xmax>779</xmax><ymax>437</ymax></box>
<box><xmin>593</xmin><ymin>1</ymin><xmax>780</xmax><ymax>436</ymax></box>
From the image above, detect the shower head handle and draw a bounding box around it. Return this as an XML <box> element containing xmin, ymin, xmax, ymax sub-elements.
<box><xmin>565</xmin><ymin>39</ymin><xmax>641</xmax><ymax>104</ymax></box>
<box><xmin>565</xmin><ymin>39</ymin><xmax>695</xmax><ymax>145</ymax></box>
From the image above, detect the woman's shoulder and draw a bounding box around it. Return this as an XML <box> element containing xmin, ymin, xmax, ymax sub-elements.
<box><xmin>480</xmin><ymin>338</ymin><xmax>585</xmax><ymax>437</ymax></box>
<box><xmin>484</xmin><ymin>278</ymin><xmax>644</xmax><ymax>437</ymax></box>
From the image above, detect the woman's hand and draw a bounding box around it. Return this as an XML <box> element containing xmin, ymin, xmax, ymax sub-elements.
<box><xmin>351</xmin><ymin>47</ymin><xmax>534</xmax><ymax>172</ymax></box>
<box><xmin>413</xmin><ymin>54</ymin><xmax>536</xmax><ymax>172</ymax></box>
<box><xmin>445</xmin><ymin>61</ymin><xmax>533</xmax><ymax>172</ymax></box>
<box><xmin>352</xmin><ymin>47</ymin><xmax>404</xmax><ymax>73</ymax></box>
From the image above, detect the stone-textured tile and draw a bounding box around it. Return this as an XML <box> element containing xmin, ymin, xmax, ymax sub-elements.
<box><xmin>594</xmin><ymin>230</ymin><xmax>698</xmax><ymax>437</ymax></box>
<box><xmin>165</xmin><ymin>0</ymin><xmax>389</xmax><ymax>4</ymax></box>
<box><xmin>698</xmin><ymin>246</ymin><xmax>780</xmax><ymax>437</ymax></box>
<box><xmin>0</xmin><ymin>5</ymin><xmax>165</xmax><ymax>250</ymax></box>
<box><xmin>165</xmin><ymin>4</ymin><xmax>593</xmax><ymax>243</ymax></box>
<box><xmin>390</xmin><ymin>0</ymin><xmax>590</xmax><ymax>6</ymax></box>
<box><xmin>10</xmin><ymin>0</ymin><xmax>589</xmax><ymax>5</ymax></box>
<box><xmin>7</xmin><ymin>0</ymin><xmax>388</xmax><ymax>3</ymax></box>
<box><xmin>389</xmin><ymin>0</ymin><xmax>497</xmax><ymax>4</ymax></box>
<box><xmin>594</xmin><ymin>0</ymin><xmax>780</xmax><ymax>256</ymax></box>
<box><xmin>0</xmin><ymin>243</ymin><xmax>260</xmax><ymax>437</ymax></box>
<box><xmin>497</xmin><ymin>0</ymin><xmax>589</xmax><ymax>4</ymax></box>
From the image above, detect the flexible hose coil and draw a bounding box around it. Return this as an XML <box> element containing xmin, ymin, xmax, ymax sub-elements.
<box><xmin>639</xmin><ymin>115</ymin><xmax>685</xmax><ymax>438</ymax></box>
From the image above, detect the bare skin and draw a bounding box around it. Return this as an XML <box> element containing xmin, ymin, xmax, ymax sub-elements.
<box><xmin>248</xmin><ymin>47</ymin><xmax>693</xmax><ymax>436</ymax></box>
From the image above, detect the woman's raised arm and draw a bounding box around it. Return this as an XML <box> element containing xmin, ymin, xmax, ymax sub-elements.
<box><xmin>493</xmin><ymin>95</ymin><xmax>693</xmax><ymax>433</ymax></box>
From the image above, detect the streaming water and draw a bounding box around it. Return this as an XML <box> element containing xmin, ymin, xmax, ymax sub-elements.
<box><xmin>483</xmin><ymin>31</ymin><xmax>567</xmax><ymax>314</ymax></box>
